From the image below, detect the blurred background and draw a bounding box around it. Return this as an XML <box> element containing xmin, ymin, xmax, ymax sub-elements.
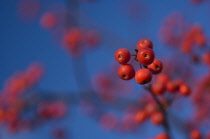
<box><xmin>1</xmin><ymin>0</ymin><xmax>210</xmax><ymax>139</ymax></box>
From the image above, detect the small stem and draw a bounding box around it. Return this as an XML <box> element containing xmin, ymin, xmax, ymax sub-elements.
<box><xmin>144</xmin><ymin>84</ymin><xmax>172</xmax><ymax>139</ymax></box>
<box><xmin>135</xmin><ymin>49</ymin><xmax>138</xmax><ymax>53</ymax></box>
<box><xmin>143</xmin><ymin>65</ymin><xmax>148</xmax><ymax>69</ymax></box>
<box><xmin>140</xmin><ymin>64</ymin><xmax>142</xmax><ymax>69</ymax></box>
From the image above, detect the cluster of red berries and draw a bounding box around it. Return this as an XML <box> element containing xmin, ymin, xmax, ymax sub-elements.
<box><xmin>151</xmin><ymin>73</ymin><xmax>191</xmax><ymax>96</ymax></box>
<box><xmin>39</xmin><ymin>9</ymin><xmax>100</xmax><ymax>57</ymax></box>
<box><xmin>115</xmin><ymin>39</ymin><xmax>163</xmax><ymax>85</ymax></box>
<box><xmin>0</xmin><ymin>63</ymin><xmax>44</xmax><ymax>132</ymax></box>
<box><xmin>189</xmin><ymin>129</ymin><xmax>210</xmax><ymax>139</ymax></box>
<box><xmin>181</xmin><ymin>25</ymin><xmax>206</xmax><ymax>53</ymax></box>
<box><xmin>63</xmin><ymin>27</ymin><xmax>100</xmax><ymax>57</ymax></box>
<box><xmin>193</xmin><ymin>73</ymin><xmax>210</xmax><ymax>122</ymax></box>
<box><xmin>160</xmin><ymin>14</ymin><xmax>210</xmax><ymax>66</ymax></box>
<box><xmin>135</xmin><ymin>109</ymin><xmax>164</xmax><ymax>126</ymax></box>
<box><xmin>38</xmin><ymin>101</ymin><xmax>67</xmax><ymax>119</ymax></box>
<box><xmin>159</xmin><ymin>12</ymin><xmax>185</xmax><ymax>47</ymax></box>
<box><xmin>4</xmin><ymin>63</ymin><xmax>44</xmax><ymax>96</ymax></box>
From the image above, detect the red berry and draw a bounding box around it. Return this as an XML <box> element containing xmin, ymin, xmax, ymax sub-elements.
<box><xmin>190</xmin><ymin>130</ymin><xmax>201</xmax><ymax>139</ymax></box>
<box><xmin>179</xmin><ymin>83</ymin><xmax>191</xmax><ymax>96</ymax></box>
<box><xmin>151</xmin><ymin>82</ymin><xmax>165</xmax><ymax>95</ymax></box>
<box><xmin>156</xmin><ymin>73</ymin><xmax>169</xmax><ymax>84</ymax></box>
<box><xmin>63</xmin><ymin>28</ymin><xmax>83</xmax><ymax>48</ymax></box>
<box><xmin>40</xmin><ymin>12</ymin><xmax>56</xmax><ymax>29</ymax></box>
<box><xmin>135</xmin><ymin>110</ymin><xmax>147</xmax><ymax>124</ymax></box>
<box><xmin>118</xmin><ymin>64</ymin><xmax>135</xmax><ymax>80</ymax></box>
<box><xmin>84</xmin><ymin>30</ymin><xmax>100</xmax><ymax>47</ymax></box>
<box><xmin>148</xmin><ymin>59</ymin><xmax>163</xmax><ymax>74</ymax></box>
<box><xmin>156</xmin><ymin>133</ymin><xmax>169</xmax><ymax>139</ymax></box>
<box><xmin>151</xmin><ymin>112</ymin><xmax>164</xmax><ymax>125</ymax></box>
<box><xmin>202</xmin><ymin>51</ymin><xmax>210</xmax><ymax>66</ymax></box>
<box><xmin>137</xmin><ymin>39</ymin><xmax>153</xmax><ymax>50</ymax></box>
<box><xmin>135</xmin><ymin>69</ymin><xmax>152</xmax><ymax>85</ymax></box>
<box><xmin>166</xmin><ymin>80</ymin><xmax>179</xmax><ymax>93</ymax></box>
<box><xmin>115</xmin><ymin>48</ymin><xmax>131</xmax><ymax>64</ymax></box>
<box><xmin>145</xmin><ymin>103</ymin><xmax>157</xmax><ymax>114</ymax></box>
<box><xmin>137</xmin><ymin>48</ymin><xmax>155</xmax><ymax>65</ymax></box>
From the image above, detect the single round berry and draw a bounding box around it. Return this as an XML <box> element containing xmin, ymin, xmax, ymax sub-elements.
<box><xmin>151</xmin><ymin>112</ymin><xmax>164</xmax><ymax>125</ymax></box>
<box><xmin>156</xmin><ymin>73</ymin><xmax>170</xmax><ymax>84</ymax></box>
<box><xmin>179</xmin><ymin>83</ymin><xmax>191</xmax><ymax>96</ymax></box>
<box><xmin>166</xmin><ymin>80</ymin><xmax>179</xmax><ymax>93</ymax></box>
<box><xmin>156</xmin><ymin>133</ymin><xmax>169</xmax><ymax>139</ymax></box>
<box><xmin>135</xmin><ymin>69</ymin><xmax>152</xmax><ymax>85</ymax></box>
<box><xmin>137</xmin><ymin>48</ymin><xmax>155</xmax><ymax>65</ymax></box>
<box><xmin>40</xmin><ymin>12</ymin><xmax>56</xmax><ymax>29</ymax></box>
<box><xmin>137</xmin><ymin>39</ymin><xmax>153</xmax><ymax>50</ymax></box>
<box><xmin>148</xmin><ymin>59</ymin><xmax>163</xmax><ymax>74</ymax></box>
<box><xmin>135</xmin><ymin>110</ymin><xmax>147</xmax><ymax>124</ymax></box>
<box><xmin>190</xmin><ymin>130</ymin><xmax>201</xmax><ymax>139</ymax></box>
<box><xmin>84</xmin><ymin>30</ymin><xmax>100</xmax><ymax>47</ymax></box>
<box><xmin>151</xmin><ymin>82</ymin><xmax>166</xmax><ymax>95</ymax></box>
<box><xmin>202</xmin><ymin>51</ymin><xmax>210</xmax><ymax>66</ymax></box>
<box><xmin>115</xmin><ymin>48</ymin><xmax>131</xmax><ymax>64</ymax></box>
<box><xmin>118</xmin><ymin>64</ymin><xmax>135</xmax><ymax>80</ymax></box>
<box><xmin>145</xmin><ymin>103</ymin><xmax>157</xmax><ymax>114</ymax></box>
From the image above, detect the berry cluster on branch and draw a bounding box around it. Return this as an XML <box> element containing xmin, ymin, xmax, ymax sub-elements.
<box><xmin>115</xmin><ymin>39</ymin><xmax>163</xmax><ymax>85</ymax></box>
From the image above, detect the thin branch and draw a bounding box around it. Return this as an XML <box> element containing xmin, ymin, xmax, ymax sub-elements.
<box><xmin>144</xmin><ymin>84</ymin><xmax>172</xmax><ymax>139</ymax></box>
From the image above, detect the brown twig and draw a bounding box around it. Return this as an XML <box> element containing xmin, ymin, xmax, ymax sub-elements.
<box><xmin>144</xmin><ymin>84</ymin><xmax>172</xmax><ymax>139</ymax></box>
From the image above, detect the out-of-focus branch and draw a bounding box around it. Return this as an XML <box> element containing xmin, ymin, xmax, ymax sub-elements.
<box><xmin>23</xmin><ymin>90</ymin><xmax>140</xmax><ymax>112</ymax></box>
<box><xmin>65</xmin><ymin>0</ymin><xmax>90</xmax><ymax>89</ymax></box>
<box><xmin>144</xmin><ymin>85</ymin><xmax>172</xmax><ymax>139</ymax></box>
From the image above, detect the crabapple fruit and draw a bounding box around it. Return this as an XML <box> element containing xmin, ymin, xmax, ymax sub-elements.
<box><xmin>115</xmin><ymin>48</ymin><xmax>131</xmax><ymax>64</ymax></box>
<box><xmin>135</xmin><ymin>68</ymin><xmax>152</xmax><ymax>85</ymax></box>
<box><xmin>202</xmin><ymin>51</ymin><xmax>210</xmax><ymax>66</ymax></box>
<box><xmin>156</xmin><ymin>73</ymin><xmax>169</xmax><ymax>84</ymax></box>
<box><xmin>118</xmin><ymin>64</ymin><xmax>135</xmax><ymax>80</ymax></box>
<box><xmin>137</xmin><ymin>48</ymin><xmax>155</xmax><ymax>65</ymax></box>
<box><xmin>179</xmin><ymin>83</ymin><xmax>191</xmax><ymax>96</ymax></box>
<box><xmin>156</xmin><ymin>133</ymin><xmax>169</xmax><ymax>139</ymax></box>
<box><xmin>151</xmin><ymin>82</ymin><xmax>165</xmax><ymax>95</ymax></box>
<box><xmin>40</xmin><ymin>12</ymin><xmax>56</xmax><ymax>29</ymax></box>
<box><xmin>190</xmin><ymin>130</ymin><xmax>201</xmax><ymax>139</ymax></box>
<box><xmin>151</xmin><ymin>112</ymin><xmax>164</xmax><ymax>125</ymax></box>
<box><xmin>148</xmin><ymin>59</ymin><xmax>163</xmax><ymax>74</ymax></box>
<box><xmin>166</xmin><ymin>80</ymin><xmax>179</xmax><ymax>93</ymax></box>
<box><xmin>135</xmin><ymin>110</ymin><xmax>147</xmax><ymax>124</ymax></box>
<box><xmin>136</xmin><ymin>39</ymin><xmax>153</xmax><ymax>50</ymax></box>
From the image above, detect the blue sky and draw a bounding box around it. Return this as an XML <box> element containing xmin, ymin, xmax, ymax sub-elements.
<box><xmin>0</xmin><ymin>0</ymin><xmax>209</xmax><ymax>138</ymax></box>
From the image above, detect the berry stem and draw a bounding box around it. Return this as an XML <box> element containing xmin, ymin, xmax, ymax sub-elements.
<box><xmin>65</xmin><ymin>0</ymin><xmax>79</xmax><ymax>27</ymax></box>
<box><xmin>65</xmin><ymin>0</ymin><xmax>90</xmax><ymax>89</ymax></box>
<box><xmin>140</xmin><ymin>64</ymin><xmax>142</xmax><ymax>69</ymax></box>
<box><xmin>144</xmin><ymin>84</ymin><xmax>172</xmax><ymax>139</ymax></box>
<box><xmin>135</xmin><ymin>49</ymin><xmax>139</xmax><ymax>53</ymax></box>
